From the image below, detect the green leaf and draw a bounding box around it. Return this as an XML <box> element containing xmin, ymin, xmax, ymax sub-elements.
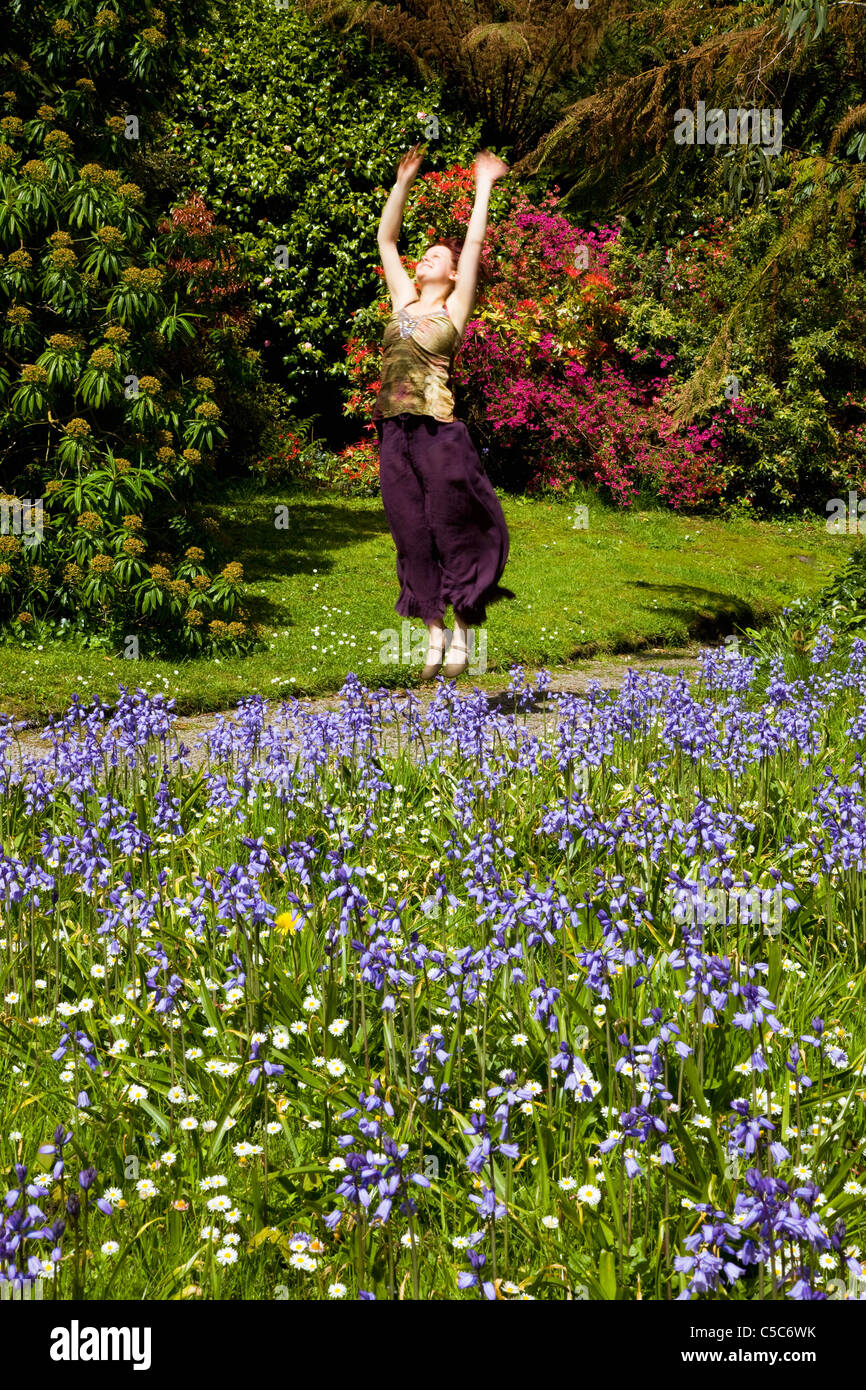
<box><xmin>598</xmin><ymin>1249</ymin><xmax>617</xmax><ymax>1300</ymax></box>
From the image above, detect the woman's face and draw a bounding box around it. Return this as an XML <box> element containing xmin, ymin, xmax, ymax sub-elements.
<box><xmin>414</xmin><ymin>245</ymin><xmax>457</xmax><ymax>292</ymax></box>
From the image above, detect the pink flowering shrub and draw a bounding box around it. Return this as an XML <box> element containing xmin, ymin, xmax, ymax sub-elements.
<box><xmin>340</xmin><ymin>166</ymin><xmax>725</xmax><ymax>507</ymax></box>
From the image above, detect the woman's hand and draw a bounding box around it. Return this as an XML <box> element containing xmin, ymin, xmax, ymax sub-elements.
<box><xmin>395</xmin><ymin>142</ymin><xmax>426</xmax><ymax>187</ymax></box>
<box><xmin>474</xmin><ymin>150</ymin><xmax>509</xmax><ymax>185</ymax></box>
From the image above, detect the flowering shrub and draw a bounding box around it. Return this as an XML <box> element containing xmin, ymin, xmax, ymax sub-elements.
<box><xmin>0</xmin><ymin>0</ymin><xmax>261</xmax><ymax>654</ymax></box>
<box><xmin>158</xmin><ymin>194</ymin><xmax>248</xmax><ymax>311</ymax></box>
<box><xmin>332</xmin><ymin>436</ymin><xmax>381</xmax><ymax>496</ymax></box>
<box><xmin>340</xmin><ymin>167</ymin><xmax>725</xmax><ymax>506</ymax></box>
<box><xmin>252</xmin><ymin>428</ymin><xmax>305</xmax><ymax>484</ymax></box>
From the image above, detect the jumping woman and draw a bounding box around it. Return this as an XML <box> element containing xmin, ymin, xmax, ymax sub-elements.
<box><xmin>373</xmin><ymin>143</ymin><xmax>514</xmax><ymax>680</ymax></box>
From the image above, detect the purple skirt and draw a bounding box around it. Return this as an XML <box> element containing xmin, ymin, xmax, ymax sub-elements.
<box><xmin>375</xmin><ymin>413</ymin><xmax>514</xmax><ymax>626</ymax></box>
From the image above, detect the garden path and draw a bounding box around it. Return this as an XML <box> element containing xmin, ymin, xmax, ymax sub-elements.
<box><xmin>7</xmin><ymin>645</ymin><xmax>706</xmax><ymax>768</ymax></box>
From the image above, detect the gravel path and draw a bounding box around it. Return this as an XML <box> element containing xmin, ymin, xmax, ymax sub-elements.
<box><xmin>6</xmin><ymin>644</ymin><xmax>707</xmax><ymax>768</ymax></box>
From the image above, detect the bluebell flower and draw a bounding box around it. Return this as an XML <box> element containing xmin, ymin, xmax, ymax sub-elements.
<box><xmin>468</xmin><ymin>1185</ymin><xmax>506</xmax><ymax>1221</ymax></box>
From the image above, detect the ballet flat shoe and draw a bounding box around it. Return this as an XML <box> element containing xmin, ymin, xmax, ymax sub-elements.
<box><xmin>442</xmin><ymin>649</ymin><xmax>469</xmax><ymax>678</ymax></box>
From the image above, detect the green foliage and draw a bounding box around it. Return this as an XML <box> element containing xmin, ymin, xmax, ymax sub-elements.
<box><xmin>778</xmin><ymin>0</ymin><xmax>830</xmax><ymax>44</ymax></box>
<box><xmin>0</xmin><ymin>0</ymin><xmax>265</xmax><ymax>655</ymax></box>
<box><xmin>810</xmin><ymin>542</ymin><xmax>866</xmax><ymax>630</ymax></box>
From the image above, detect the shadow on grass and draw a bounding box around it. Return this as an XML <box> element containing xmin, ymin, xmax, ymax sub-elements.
<box><xmin>219</xmin><ymin>498</ymin><xmax>391</xmax><ymax>624</ymax></box>
<box><xmin>219</xmin><ymin>495</ymin><xmax>764</xmax><ymax>645</ymax></box>
<box><xmin>624</xmin><ymin>580</ymin><xmax>757</xmax><ymax>639</ymax></box>
<box><xmin>478</xmin><ymin>587</ymin><xmax>768</xmax><ymax>716</ymax></box>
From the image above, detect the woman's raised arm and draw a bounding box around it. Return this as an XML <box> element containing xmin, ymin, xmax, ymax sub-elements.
<box><xmin>377</xmin><ymin>143</ymin><xmax>426</xmax><ymax>313</ymax></box>
<box><xmin>445</xmin><ymin>150</ymin><xmax>509</xmax><ymax>337</ymax></box>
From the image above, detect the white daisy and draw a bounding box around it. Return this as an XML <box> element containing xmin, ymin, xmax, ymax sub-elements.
<box><xmin>576</xmin><ymin>1185</ymin><xmax>602</xmax><ymax>1207</ymax></box>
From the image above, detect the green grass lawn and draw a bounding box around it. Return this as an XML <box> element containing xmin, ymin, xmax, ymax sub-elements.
<box><xmin>0</xmin><ymin>484</ymin><xmax>851</xmax><ymax>722</ymax></box>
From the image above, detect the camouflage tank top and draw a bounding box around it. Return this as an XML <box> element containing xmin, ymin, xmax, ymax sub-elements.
<box><xmin>372</xmin><ymin>302</ymin><xmax>462</xmax><ymax>423</ymax></box>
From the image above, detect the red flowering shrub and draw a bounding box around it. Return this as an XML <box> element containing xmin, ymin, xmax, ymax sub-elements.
<box><xmin>253</xmin><ymin>428</ymin><xmax>304</xmax><ymax>483</ymax></box>
<box><xmin>252</xmin><ymin>426</ymin><xmax>380</xmax><ymax>496</ymax></box>
<box><xmin>334</xmin><ymin>435</ymin><xmax>380</xmax><ymax>493</ymax></box>
<box><xmin>339</xmin><ymin>167</ymin><xmax>724</xmax><ymax>507</ymax></box>
<box><xmin>157</xmin><ymin>194</ymin><xmax>251</xmax><ymax>337</ymax></box>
